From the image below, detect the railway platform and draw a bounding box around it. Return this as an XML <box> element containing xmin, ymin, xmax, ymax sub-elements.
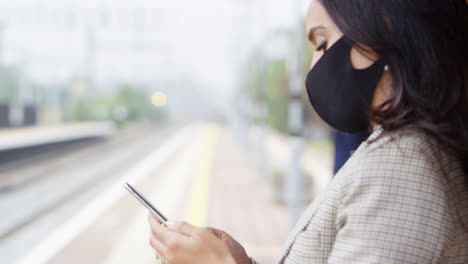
<box><xmin>0</xmin><ymin>122</ymin><xmax>117</xmax><ymax>192</ymax></box>
<box><xmin>0</xmin><ymin>122</ymin><xmax>115</xmax><ymax>152</ymax></box>
<box><xmin>12</xmin><ymin>123</ymin><xmax>331</xmax><ymax>264</ymax></box>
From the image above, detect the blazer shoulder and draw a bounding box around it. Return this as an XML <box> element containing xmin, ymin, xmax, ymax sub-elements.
<box><xmin>336</xmin><ymin>129</ymin><xmax>454</xmax><ymax>203</ymax></box>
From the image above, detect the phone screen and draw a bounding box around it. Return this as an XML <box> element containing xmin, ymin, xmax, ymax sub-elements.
<box><xmin>124</xmin><ymin>182</ymin><xmax>168</xmax><ymax>224</ymax></box>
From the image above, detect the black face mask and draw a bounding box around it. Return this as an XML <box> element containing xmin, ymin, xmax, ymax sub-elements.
<box><xmin>305</xmin><ymin>37</ymin><xmax>384</xmax><ymax>133</ymax></box>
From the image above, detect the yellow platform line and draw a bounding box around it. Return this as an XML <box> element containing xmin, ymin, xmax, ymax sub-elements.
<box><xmin>186</xmin><ymin>124</ymin><xmax>221</xmax><ymax>226</ymax></box>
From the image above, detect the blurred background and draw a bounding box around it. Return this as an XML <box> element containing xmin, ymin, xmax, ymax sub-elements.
<box><xmin>0</xmin><ymin>0</ymin><xmax>340</xmax><ymax>263</ymax></box>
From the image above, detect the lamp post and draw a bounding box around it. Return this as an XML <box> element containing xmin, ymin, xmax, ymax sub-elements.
<box><xmin>85</xmin><ymin>21</ymin><xmax>96</xmax><ymax>97</ymax></box>
<box><xmin>0</xmin><ymin>22</ymin><xmax>4</xmax><ymax>101</ymax></box>
<box><xmin>285</xmin><ymin>0</ymin><xmax>306</xmax><ymax>228</ymax></box>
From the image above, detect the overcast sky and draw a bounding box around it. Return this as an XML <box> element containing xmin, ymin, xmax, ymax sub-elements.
<box><xmin>0</xmin><ymin>0</ymin><xmax>308</xmax><ymax>109</ymax></box>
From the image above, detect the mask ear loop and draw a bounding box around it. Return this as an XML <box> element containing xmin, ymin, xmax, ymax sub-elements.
<box><xmin>346</xmin><ymin>39</ymin><xmax>384</xmax><ymax>72</ymax></box>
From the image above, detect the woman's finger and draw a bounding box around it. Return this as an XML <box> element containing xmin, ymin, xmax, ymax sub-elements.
<box><xmin>206</xmin><ymin>227</ymin><xmax>227</xmax><ymax>239</ymax></box>
<box><xmin>149</xmin><ymin>234</ymin><xmax>168</xmax><ymax>258</ymax></box>
<box><xmin>166</xmin><ymin>221</ymin><xmax>200</xmax><ymax>237</ymax></box>
<box><xmin>148</xmin><ymin>213</ymin><xmax>163</xmax><ymax>225</ymax></box>
<box><xmin>148</xmin><ymin>214</ymin><xmax>179</xmax><ymax>245</ymax></box>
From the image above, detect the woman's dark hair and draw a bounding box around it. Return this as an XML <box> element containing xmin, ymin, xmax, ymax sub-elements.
<box><xmin>320</xmin><ymin>0</ymin><xmax>468</xmax><ymax>176</ymax></box>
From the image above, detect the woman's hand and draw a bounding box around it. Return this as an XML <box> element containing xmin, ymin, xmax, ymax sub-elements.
<box><xmin>148</xmin><ymin>214</ymin><xmax>252</xmax><ymax>264</ymax></box>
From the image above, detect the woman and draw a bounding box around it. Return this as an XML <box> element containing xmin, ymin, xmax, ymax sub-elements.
<box><xmin>148</xmin><ymin>0</ymin><xmax>468</xmax><ymax>263</ymax></box>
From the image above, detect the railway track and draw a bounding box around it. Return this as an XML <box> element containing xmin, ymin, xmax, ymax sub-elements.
<box><xmin>0</xmin><ymin>123</ymin><xmax>184</xmax><ymax>263</ymax></box>
<box><xmin>0</xmin><ymin>124</ymin><xmax>156</xmax><ymax>193</ymax></box>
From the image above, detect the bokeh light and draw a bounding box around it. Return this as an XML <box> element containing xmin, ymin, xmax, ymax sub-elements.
<box><xmin>151</xmin><ymin>92</ymin><xmax>167</xmax><ymax>108</ymax></box>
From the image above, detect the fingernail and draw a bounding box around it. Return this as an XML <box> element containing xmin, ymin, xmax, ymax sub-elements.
<box><xmin>165</xmin><ymin>221</ymin><xmax>177</xmax><ymax>227</ymax></box>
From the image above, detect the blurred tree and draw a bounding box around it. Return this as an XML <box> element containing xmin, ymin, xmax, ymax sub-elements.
<box><xmin>0</xmin><ymin>65</ymin><xmax>22</xmax><ymax>103</ymax></box>
<box><xmin>68</xmin><ymin>84</ymin><xmax>152</xmax><ymax>126</ymax></box>
<box><xmin>244</xmin><ymin>53</ymin><xmax>289</xmax><ymax>133</ymax></box>
<box><xmin>113</xmin><ymin>84</ymin><xmax>152</xmax><ymax>121</ymax></box>
<box><xmin>244</xmin><ymin>28</ymin><xmax>316</xmax><ymax>134</ymax></box>
<box><xmin>264</xmin><ymin>59</ymin><xmax>290</xmax><ymax>133</ymax></box>
<box><xmin>68</xmin><ymin>97</ymin><xmax>94</xmax><ymax>121</ymax></box>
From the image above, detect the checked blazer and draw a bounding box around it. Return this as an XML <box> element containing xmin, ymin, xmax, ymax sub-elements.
<box><xmin>258</xmin><ymin>128</ymin><xmax>468</xmax><ymax>263</ymax></box>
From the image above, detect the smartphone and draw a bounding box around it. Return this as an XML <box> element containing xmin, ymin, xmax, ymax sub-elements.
<box><xmin>123</xmin><ymin>182</ymin><xmax>168</xmax><ymax>225</ymax></box>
